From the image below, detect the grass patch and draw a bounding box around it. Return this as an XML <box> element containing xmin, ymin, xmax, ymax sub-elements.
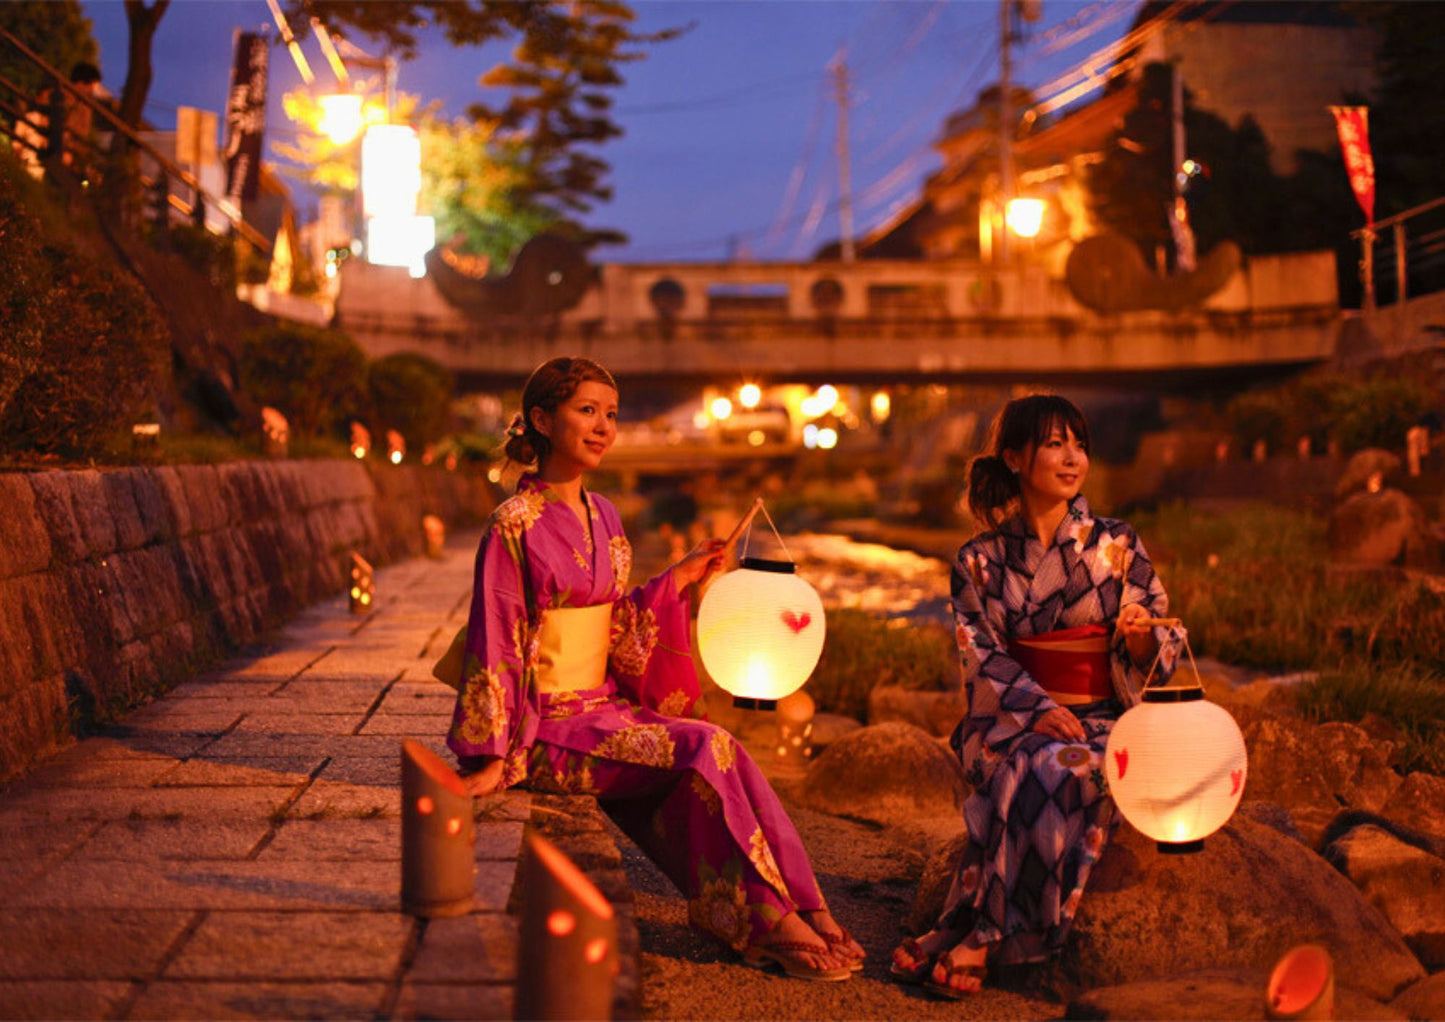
<box><xmin>809</xmin><ymin>608</ymin><xmax>956</xmax><ymax>720</ymax></box>
<box><xmin>1296</xmin><ymin>659</ymin><xmax>1445</xmax><ymax>774</ymax></box>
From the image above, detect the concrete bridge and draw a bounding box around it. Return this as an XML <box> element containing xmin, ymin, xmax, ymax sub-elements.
<box><xmin>335</xmin><ymin>250</ymin><xmax>1341</xmax><ymax>391</ymax></box>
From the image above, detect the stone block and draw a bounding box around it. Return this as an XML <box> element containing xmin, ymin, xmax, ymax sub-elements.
<box><xmin>0</xmin><ymin>678</ymin><xmax>69</xmax><ymax>782</ymax></box>
<box><xmin>393</xmin><ymin>981</ymin><xmax>511</xmax><ymax>1021</ymax></box>
<box><xmin>0</xmin><ymin>980</ymin><xmax>134</xmax><ymax>1019</ymax></box>
<box><xmin>261</xmin><ymin>819</ymin><xmax>401</xmax><ymax>862</ymax></box>
<box><xmin>177</xmin><ymin>464</ymin><xmax>227</xmax><ymax>534</ymax></box>
<box><xmin>408</xmin><ymin>912</ymin><xmax>518</xmax><ymax>983</ymax></box>
<box><xmin>126</xmin><ymin>469</ymin><xmax>173</xmax><ymax>546</ymax></box>
<box><xmin>0</xmin><ymin>475</ymin><xmax>51</xmax><ymax>580</ymax></box>
<box><xmin>150</xmin><ymin>466</ymin><xmax>192</xmax><ymax>537</ymax></box>
<box><xmin>128</xmin><ymin>980</ymin><xmax>388</xmax><ymax>1019</ymax></box>
<box><xmin>26</xmin><ymin>470</ymin><xmax>87</xmax><ymax>563</ymax></box>
<box><xmin>1324</xmin><ymin>824</ymin><xmax>1445</xmax><ymax>970</ymax></box>
<box><xmin>74</xmin><ymin>819</ymin><xmax>270</xmax><ymax>860</ymax></box>
<box><xmin>101</xmin><ymin>471</ymin><xmax>147</xmax><ymax>552</ymax></box>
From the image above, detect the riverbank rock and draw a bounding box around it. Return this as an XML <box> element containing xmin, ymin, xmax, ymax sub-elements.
<box><xmin>1053</xmin><ymin>817</ymin><xmax>1425</xmax><ymax>1002</ymax></box>
<box><xmin>795</xmin><ymin>722</ymin><xmax>966</xmax><ymax>825</ymax></box>
<box><xmin>1382</xmin><ymin>771</ymin><xmax>1445</xmax><ymax>846</ymax></box>
<box><xmin>867</xmin><ymin>684</ymin><xmax>965</xmax><ymax>737</ymax></box>
<box><xmin>1336</xmin><ymin>448</ymin><xmax>1401</xmax><ymax>498</ymax></box>
<box><xmin>1328</xmin><ymin>488</ymin><xmax>1436</xmax><ymax>568</ymax></box>
<box><xmin>903</xmin><ymin>830</ymin><xmax>970</xmax><ymax>935</ymax></box>
<box><xmin>1323</xmin><ymin>824</ymin><xmax>1445</xmax><ymax>970</ymax></box>
<box><xmin>1391</xmin><ymin>972</ymin><xmax>1445</xmax><ymax>1022</ymax></box>
<box><xmin>1241</xmin><ymin>717</ymin><xmax>1402</xmax><ymax>847</ymax></box>
<box><xmin>1064</xmin><ymin>968</ymin><xmax>1402</xmax><ymax>1021</ymax></box>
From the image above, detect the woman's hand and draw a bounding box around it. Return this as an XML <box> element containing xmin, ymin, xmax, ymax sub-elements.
<box><xmin>461</xmin><ymin>758</ymin><xmax>505</xmax><ymax>797</ymax></box>
<box><xmin>1117</xmin><ymin>603</ymin><xmax>1159</xmax><ymax>664</ymax></box>
<box><xmin>1032</xmin><ymin>706</ymin><xmax>1087</xmax><ymax>743</ymax></box>
<box><xmin>671</xmin><ymin>538</ymin><xmax>728</xmax><ymax>589</ymax></box>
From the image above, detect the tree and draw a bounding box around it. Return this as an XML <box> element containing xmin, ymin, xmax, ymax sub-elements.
<box><xmin>297</xmin><ymin>1</ymin><xmax>685</xmax><ymax>248</ymax></box>
<box><xmin>367</xmin><ymin>352</ymin><xmax>453</xmax><ymax>450</ymax></box>
<box><xmin>116</xmin><ymin>0</ymin><xmax>167</xmax><ymax>129</ymax></box>
<box><xmin>0</xmin><ymin>1</ymin><xmax>98</xmax><ymax>101</ymax></box>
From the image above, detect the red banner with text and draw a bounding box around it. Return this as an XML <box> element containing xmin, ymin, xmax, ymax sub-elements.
<box><xmin>1330</xmin><ymin>106</ymin><xmax>1375</xmax><ymax>225</ymax></box>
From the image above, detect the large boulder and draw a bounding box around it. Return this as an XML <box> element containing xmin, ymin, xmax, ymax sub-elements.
<box><xmin>1065</xmin><ymin>968</ymin><xmax>1402</xmax><ymax>1021</ymax></box>
<box><xmin>1056</xmin><ymin>818</ymin><xmax>1424</xmax><ymax>1002</ymax></box>
<box><xmin>1391</xmin><ymin>972</ymin><xmax>1445</xmax><ymax>1022</ymax></box>
<box><xmin>1327</xmin><ymin>488</ymin><xmax>1436</xmax><ymax>568</ymax></box>
<box><xmin>1381</xmin><ymin>771</ymin><xmax>1445</xmax><ymax>847</ymax></box>
<box><xmin>1323</xmin><ymin>824</ymin><xmax>1445</xmax><ymax>970</ymax></box>
<box><xmin>794</xmin><ymin>722</ymin><xmax>966</xmax><ymax>826</ymax></box>
<box><xmin>1242</xmin><ymin>718</ymin><xmax>1402</xmax><ymax>847</ymax></box>
<box><xmin>904</xmin><ymin>830</ymin><xmax>970</xmax><ymax>935</ymax></box>
<box><xmin>1336</xmin><ymin>448</ymin><xmax>1402</xmax><ymax>498</ymax></box>
<box><xmin>867</xmin><ymin>683</ymin><xmax>965</xmax><ymax>738</ymax></box>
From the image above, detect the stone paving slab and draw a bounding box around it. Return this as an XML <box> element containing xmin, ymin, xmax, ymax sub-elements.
<box><xmin>231</xmin><ymin>712</ymin><xmax>371</xmax><ymax>736</ymax></box>
<box><xmin>392</xmin><ymin>982</ymin><xmax>511</xmax><ymax>1021</ymax></box>
<box><xmin>164</xmin><ymin>911</ymin><xmax>415</xmax><ymax>980</ymax></box>
<box><xmin>155</xmin><ymin>757</ymin><xmax>320</xmax><ymax>788</ymax></box>
<box><xmin>70</xmin><ymin>819</ymin><xmax>272</xmax><ymax>861</ymax></box>
<box><xmin>360</xmin><ymin>713</ymin><xmax>454</xmax><ymax>737</ymax></box>
<box><xmin>408</xmin><ymin>913</ymin><xmax>519</xmax><ymax>984</ymax></box>
<box><xmin>0</xmin><ymin>979</ymin><xmax>137</xmax><ymax>1020</ymax></box>
<box><xmin>0</xmin><ymin>908</ymin><xmax>195</xmax><ymax>979</ymax></box>
<box><xmin>0</xmin><ymin>785</ymin><xmax>300</xmax><ymax>825</ymax></box>
<box><xmin>126</xmin><ymin>980</ymin><xmax>390</xmax><ymax>1020</ymax></box>
<box><xmin>260</xmin><ymin>819</ymin><xmax>401</xmax><ymax>861</ymax></box>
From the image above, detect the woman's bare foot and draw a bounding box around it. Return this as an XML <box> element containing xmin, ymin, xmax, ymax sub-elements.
<box><xmin>750</xmin><ymin>912</ymin><xmax>851</xmax><ymax>977</ymax></box>
<box><xmin>799</xmin><ymin>909</ymin><xmax>865</xmax><ymax>966</ymax></box>
<box><xmin>890</xmin><ymin>927</ymin><xmax>963</xmax><ymax>981</ymax></box>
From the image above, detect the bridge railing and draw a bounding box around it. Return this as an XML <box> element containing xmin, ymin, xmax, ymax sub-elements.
<box><xmin>1354</xmin><ymin>196</ymin><xmax>1445</xmax><ymax>309</ymax></box>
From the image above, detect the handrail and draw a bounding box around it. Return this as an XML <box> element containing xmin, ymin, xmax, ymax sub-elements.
<box><xmin>0</xmin><ymin>25</ymin><xmax>271</xmax><ymax>254</ymax></box>
<box><xmin>1360</xmin><ymin>196</ymin><xmax>1445</xmax><ymax>235</ymax></box>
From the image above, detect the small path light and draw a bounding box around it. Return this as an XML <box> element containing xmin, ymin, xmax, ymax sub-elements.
<box><xmin>698</xmin><ymin>501</ymin><xmax>825</xmax><ymax>711</ymax></box>
<box><xmin>131</xmin><ymin>422</ymin><xmax>160</xmax><ymax>456</ymax></box>
<box><xmin>387</xmin><ymin>429</ymin><xmax>405</xmax><ymax>465</ymax></box>
<box><xmin>1104</xmin><ymin>621</ymin><xmax>1246</xmax><ymax>853</ymax></box>
<box><xmin>262</xmin><ymin>406</ymin><xmax>289</xmax><ymax>458</ymax></box>
<box><xmin>400</xmin><ymin>740</ymin><xmax>475</xmax><ymax>917</ymax></box>
<box><xmin>517</xmin><ymin>833</ymin><xmax>617</xmax><ymax>1020</ymax></box>
<box><xmin>422</xmin><ymin>514</ymin><xmax>445</xmax><ymax>559</ymax></box>
<box><xmin>350</xmin><ymin>421</ymin><xmax>370</xmax><ymax>460</ymax></box>
<box><xmin>349</xmin><ymin>552</ymin><xmax>373</xmax><ymax>613</ymax></box>
<box><xmin>1266</xmin><ymin>944</ymin><xmax>1334</xmax><ymax>1020</ymax></box>
<box><xmin>774</xmin><ymin>689</ymin><xmax>815</xmax><ymax>774</ymax></box>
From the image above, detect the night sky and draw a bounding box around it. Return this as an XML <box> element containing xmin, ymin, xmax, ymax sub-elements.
<box><xmin>81</xmin><ymin>0</ymin><xmax>1138</xmax><ymax>263</ymax></box>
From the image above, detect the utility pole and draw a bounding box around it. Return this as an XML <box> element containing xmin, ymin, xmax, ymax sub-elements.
<box><xmin>996</xmin><ymin>2</ymin><xmax>1019</xmax><ymax>265</ymax></box>
<box><xmin>830</xmin><ymin>55</ymin><xmax>856</xmax><ymax>263</ymax></box>
<box><xmin>1170</xmin><ymin>61</ymin><xmax>1197</xmax><ymax>271</ymax></box>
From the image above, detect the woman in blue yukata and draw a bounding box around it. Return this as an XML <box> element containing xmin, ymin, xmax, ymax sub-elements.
<box><xmin>891</xmin><ymin>394</ymin><xmax>1178</xmax><ymax>998</ymax></box>
<box><xmin>449</xmin><ymin>356</ymin><xmax>864</xmax><ymax>981</ymax></box>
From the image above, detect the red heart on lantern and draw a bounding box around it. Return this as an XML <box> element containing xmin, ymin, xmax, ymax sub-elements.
<box><xmin>781</xmin><ymin>610</ymin><xmax>811</xmax><ymax>634</ymax></box>
<box><xmin>1113</xmin><ymin>748</ymin><xmax>1128</xmax><ymax>779</ymax></box>
<box><xmin>1230</xmin><ymin>769</ymin><xmax>1243</xmax><ymax>796</ymax></box>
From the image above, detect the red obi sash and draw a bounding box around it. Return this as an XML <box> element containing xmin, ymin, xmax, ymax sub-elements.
<box><xmin>1007</xmin><ymin>624</ymin><xmax>1112</xmax><ymax>706</ymax></box>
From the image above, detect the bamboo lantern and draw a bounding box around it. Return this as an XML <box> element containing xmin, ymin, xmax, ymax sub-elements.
<box><xmin>387</xmin><ymin>429</ymin><xmax>406</xmax><ymax>465</ymax></box>
<box><xmin>697</xmin><ymin>557</ymin><xmax>825</xmax><ymax>711</ymax></box>
<box><xmin>261</xmin><ymin>406</ymin><xmax>289</xmax><ymax>458</ymax></box>
<box><xmin>422</xmin><ymin>514</ymin><xmax>445</xmax><ymax>559</ymax></box>
<box><xmin>350</xmin><ymin>421</ymin><xmax>371</xmax><ymax>460</ymax></box>
<box><xmin>400</xmin><ymin>740</ymin><xmax>475</xmax><ymax>917</ymax></box>
<box><xmin>349</xmin><ymin>552</ymin><xmax>374</xmax><ymax>614</ymax></box>
<box><xmin>1266</xmin><ymin>945</ymin><xmax>1335</xmax><ymax>1020</ymax></box>
<box><xmin>774</xmin><ymin>689</ymin><xmax>815</xmax><ymax>773</ymax></box>
<box><xmin>516</xmin><ymin>833</ymin><xmax>617</xmax><ymax>1021</ymax></box>
<box><xmin>1104</xmin><ymin>686</ymin><xmax>1247</xmax><ymax>853</ymax></box>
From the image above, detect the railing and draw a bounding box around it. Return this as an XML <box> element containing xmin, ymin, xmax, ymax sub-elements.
<box><xmin>1353</xmin><ymin>196</ymin><xmax>1445</xmax><ymax>309</ymax></box>
<box><xmin>0</xmin><ymin>26</ymin><xmax>270</xmax><ymax>253</ymax></box>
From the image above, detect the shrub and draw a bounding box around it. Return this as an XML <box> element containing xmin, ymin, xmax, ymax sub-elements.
<box><xmin>0</xmin><ymin>165</ymin><xmax>169</xmax><ymax>456</ymax></box>
<box><xmin>1327</xmin><ymin>375</ymin><xmax>1434</xmax><ymax>453</ymax></box>
<box><xmin>808</xmin><ymin>608</ymin><xmax>957</xmax><ymax>720</ymax></box>
<box><xmin>1225</xmin><ymin>390</ymin><xmax>1287</xmax><ymax>452</ymax></box>
<box><xmin>367</xmin><ymin>352</ymin><xmax>453</xmax><ymax>451</ymax></box>
<box><xmin>239</xmin><ymin>323</ymin><xmax>366</xmax><ymax>437</ymax></box>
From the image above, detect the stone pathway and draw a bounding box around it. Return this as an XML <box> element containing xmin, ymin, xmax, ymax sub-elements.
<box><xmin>0</xmin><ymin>530</ymin><xmax>530</xmax><ymax>1021</ymax></box>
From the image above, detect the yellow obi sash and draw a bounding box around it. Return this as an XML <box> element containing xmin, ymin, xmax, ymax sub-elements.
<box><xmin>431</xmin><ymin>602</ymin><xmax>614</xmax><ymax>693</ymax></box>
<box><xmin>535</xmin><ymin>602</ymin><xmax>613</xmax><ymax>693</ymax></box>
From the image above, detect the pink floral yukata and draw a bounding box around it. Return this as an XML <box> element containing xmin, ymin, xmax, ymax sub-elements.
<box><xmin>447</xmin><ymin>474</ymin><xmax>828</xmax><ymax>949</ymax></box>
<box><xmin>941</xmin><ymin>495</ymin><xmax>1177</xmax><ymax>965</ymax></box>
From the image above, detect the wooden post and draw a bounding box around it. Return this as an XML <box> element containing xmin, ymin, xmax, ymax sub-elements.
<box><xmin>1394</xmin><ymin>222</ymin><xmax>1408</xmax><ymax>304</ymax></box>
<box><xmin>400</xmin><ymin>740</ymin><xmax>475</xmax><ymax>918</ymax></box>
<box><xmin>1360</xmin><ymin>228</ymin><xmax>1376</xmax><ymax>310</ymax></box>
<box><xmin>516</xmin><ymin>833</ymin><xmax>617</xmax><ymax>1021</ymax></box>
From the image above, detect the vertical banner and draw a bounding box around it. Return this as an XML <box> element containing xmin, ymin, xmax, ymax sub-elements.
<box><xmin>223</xmin><ymin>30</ymin><xmax>269</xmax><ymax>204</ymax></box>
<box><xmin>1329</xmin><ymin>105</ymin><xmax>1375</xmax><ymax>224</ymax></box>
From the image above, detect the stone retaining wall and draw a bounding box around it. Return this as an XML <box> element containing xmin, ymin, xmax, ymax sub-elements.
<box><xmin>0</xmin><ymin>460</ymin><xmax>495</xmax><ymax>781</ymax></box>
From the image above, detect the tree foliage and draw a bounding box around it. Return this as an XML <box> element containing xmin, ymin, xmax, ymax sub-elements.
<box><xmin>367</xmin><ymin>352</ymin><xmax>453</xmax><ymax>450</ymax></box>
<box><xmin>0</xmin><ymin>1</ymin><xmax>99</xmax><ymax>101</ymax></box>
<box><xmin>296</xmin><ymin>1</ymin><xmax>685</xmax><ymax>248</ymax></box>
<box><xmin>239</xmin><ymin>324</ymin><xmax>367</xmax><ymax>438</ymax></box>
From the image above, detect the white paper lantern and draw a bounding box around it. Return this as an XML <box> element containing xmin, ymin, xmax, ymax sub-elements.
<box><xmin>697</xmin><ymin>557</ymin><xmax>825</xmax><ymax>709</ymax></box>
<box><xmin>1104</xmin><ymin>686</ymin><xmax>1247</xmax><ymax>853</ymax></box>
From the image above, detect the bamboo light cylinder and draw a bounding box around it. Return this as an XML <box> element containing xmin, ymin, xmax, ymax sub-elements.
<box><xmin>775</xmin><ymin>689</ymin><xmax>815</xmax><ymax>773</ymax></box>
<box><xmin>1266</xmin><ymin>944</ymin><xmax>1335</xmax><ymax>1020</ymax></box>
<box><xmin>422</xmin><ymin>514</ymin><xmax>445</xmax><ymax>559</ymax></box>
<box><xmin>350</xmin><ymin>552</ymin><xmax>374</xmax><ymax>614</ymax></box>
<box><xmin>400</xmin><ymin>739</ymin><xmax>475</xmax><ymax>918</ymax></box>
<box><xmin>516</xmin><ymin>833</ymin><xmax>618</xmax><ymax>1021</ymax></box>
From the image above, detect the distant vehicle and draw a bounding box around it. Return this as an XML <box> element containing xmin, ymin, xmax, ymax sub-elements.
<box><xmin>716</xmin><ymin>405</ymin><xmax>792</xmax><ymax>445</ymax></box>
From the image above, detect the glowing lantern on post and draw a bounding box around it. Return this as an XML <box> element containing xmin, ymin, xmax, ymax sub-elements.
<box><xmin>697</xmin><ymin>558</ymin><xmax>825</xmax><ymax>711</ymax></box>
<box><xmin>400</xmin><ymin>739</ymin><xmax>475</xmax><ymax>917</ymax></box>
<box><xmin>1104</xmin><ymin>686</ymin><xmax>1247</xmax><ymax>853</ymax></box>
<box><xmin>517</xmin><ymin>833</ymin><xmax>617</xmax><ymax>1021</ymax></box>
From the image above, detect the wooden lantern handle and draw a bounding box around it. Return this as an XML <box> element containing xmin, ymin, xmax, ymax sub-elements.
<box><xmin>1135</xmin><ymin>616</ymin><xmax>1183</xmax><ymax>628</ymax></box>
<box><xmin>721</xmin><ymin>498</ymin><xmax>764</xmax><ymax>558</ymax></box>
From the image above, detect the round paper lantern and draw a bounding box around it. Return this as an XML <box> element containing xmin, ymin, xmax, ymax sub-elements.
<box><xmin>1104</xmin><ymin>686</ymin><xmax>1247</xmax><ymax>853</ymax></box>
<box><xmin>697</xmin><ymin>557</ymin><xmax>825</xmax><ymax>709</ymax></box>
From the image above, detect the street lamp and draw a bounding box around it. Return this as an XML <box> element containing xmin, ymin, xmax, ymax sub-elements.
<box><xmin>1005</xmin><ymin>197</ymin><xmax>1045</xmax><ymax>239</ymax></box>
<box><xmin>317</xmin><ymin>91</ymin><xmax>364</xmax><ymax>146</ymax></box>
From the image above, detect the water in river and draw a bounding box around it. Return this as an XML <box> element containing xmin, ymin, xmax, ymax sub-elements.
<box><xmin>782</xmin><ymin>532</ymin><xmax>953</xmax><ymax>625</ymax></box>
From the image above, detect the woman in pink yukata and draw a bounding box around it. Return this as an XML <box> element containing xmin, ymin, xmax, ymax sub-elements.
<box><xmin>890</xmin><ymin>394</ymin><xmax>1177</xmax><ymax>998</ymax></box>
<box><xmin>448</xmin><ymin>356</ymin><xmax>865</xmax><ymax>982</ymax></box>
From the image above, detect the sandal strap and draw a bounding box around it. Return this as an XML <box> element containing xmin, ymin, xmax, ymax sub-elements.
<box><xmin>754</xmin><ymin>940</ymin><xmax>833</xmax><ymax>955</ymax></box>
<box><xmin>819</xmin><ymin>927</ymin><xmax>854</xmax><ymax>947</ymax></box>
